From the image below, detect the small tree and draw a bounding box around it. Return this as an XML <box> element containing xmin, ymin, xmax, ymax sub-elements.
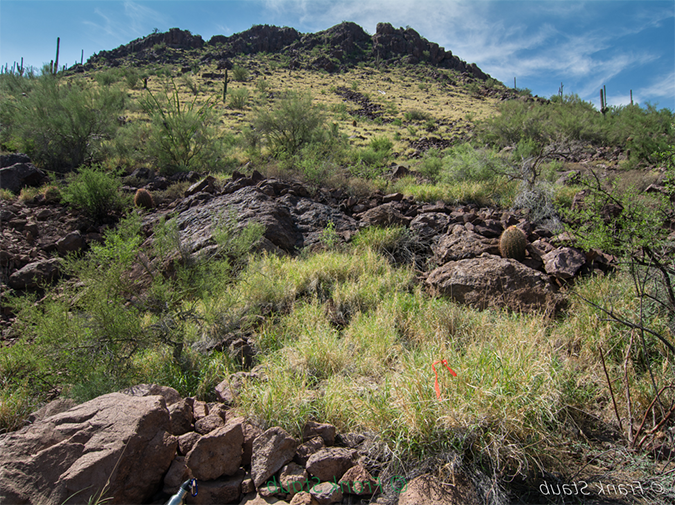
<box><xmin>252</xmin><ymin>92</ymin><xmax>327</xmax><ymax>157</ymax></box>
<box><xmin>1</xmin><ymin>74</ymin><xmax>125</xmax><ymax>171</ymax></box>
<box><xmin>140</xmin><ymin>80</ymin><xmax>218</xmax><ymax>173</ymax></box>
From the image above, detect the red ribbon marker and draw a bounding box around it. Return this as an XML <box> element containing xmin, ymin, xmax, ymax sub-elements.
<box><xmin>432</xmin><ymin>359</ymin><xmax>457</xmax><ymax>399</ymax></box>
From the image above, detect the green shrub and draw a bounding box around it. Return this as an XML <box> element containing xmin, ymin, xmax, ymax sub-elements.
<box><xmin>0</xmin><ymin>74</ymin><xmax>126</xmax><ymax>171</ymax></box>
<box><xmin>94</xmin><ymin>69</ymin><xmax>123</xmax><ymax>86</ymax></box>
<box><xmin>232</xmin><ymin>65</ymin><xmax>249</xmax><ymax>82</ymax></box>
<box><xmin>440</xmin><ymin>143</ymin><xmax>508</xmax><ymax>183</ymax></box>
<box><xmin>61</xmin><ymin>166</ymin><xmax>125</xmax><ymax>220</ymax></box>
<box><xmin>252</xmin><ymin>92</ymin><xmax>329</xmax><ymax>157</ymax></box>
<box><xmin>404</xmin><ymin>109</ymin><xmax>432</xmax><ymax>122</ymax></box>
<box><xmin>228</xmin><ymin>88</ymin><xmax>249</xmax><ymax>109</ymax></box>
<box><xmin>418</xmin><ymin>149</ymin><xmax>443</xmax><ymax>181</ymax></box>
<box><xmin>369</xmin><ymin>135</ymin><xmax>393</xmax><ymax>154</ymax></box>
<box><xmin>140</xmin><ymin>80</ymin><xmax>219</xmax><ymax>173</ymax></box>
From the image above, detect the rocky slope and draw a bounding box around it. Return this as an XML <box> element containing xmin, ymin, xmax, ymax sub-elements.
<box><xmin>84</xmin><ymin>22</ymin><xmax>491</xmax><ymax>79</ymax></box>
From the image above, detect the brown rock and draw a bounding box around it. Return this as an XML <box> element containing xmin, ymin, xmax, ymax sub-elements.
<box><xmin>426</xmin><ymin>253</ymin><xmax>564</xmax><ymax>314</ymax></box>
<box><xmin>542</xmin><ymin>247</ymin><xmax>587</xmax><ymax>279</ymax></box>
<box><xmin>280</xmin><ymin>462</ymin><xmax>309</xmax><ymax>496</ymax></box>
<box><xmin>192</xmin><ymin>399</ymin><xmax>209</xmax><ymax>419</ymax></box>
<box><xmin>294</xmin><ymin>436</ymin><xmax>326</xmax><ymax>465</ymax></box>
<box><xmin>240</xmin><ymin>492</ymin><xmax>291</xmax><ymax>504</ymax></box>
<box><xmin>8</xmin><ymin>257</ymin><xmax>62</xmax><ymax>290</ymax></box>
<box><xmin>251</xmin><ymin>427</ymin><xmax>298</xmax><ymax>488</ymax></box>
<box><xmin>358</xmin><ymin>203</ymin><xmax>410</xmax><ymax>227</ymax></box>
<box><xmin>302</xmin><ymin>421</ymin><xmax>336</xmax><ymax>445</ymax></box>
<box><xmin>185</xmin><ymin>418</ymin><xmax>244</xmax><ymax>480</ymax></box>
<box><xmin>163</xmin><ymin>456</ymin><xmax>189</xmax><ymax>495</ymax></box>
<box><xmin>122</xmin><ymin>383</ymin><xmax>182</xmax><ymax>406</ymax></box>
<box><xmin>432</xmin><ymin>227</ymin><xmax>498</xmax><ymax>264</ymax></box>
<box><xmin>27</xmin><ymin>398</ymin><xmax>76</xmax><ymax>424</ymax></box>
<box><xmin>306</xmin><ymin>448</ymin><xmax>358</xmax><ymax>482</ymax></box>
<box><xmin>185</xmin><ymin>175</ymin><xmax>216</xmax><ymax>197</ymax></box>
<box><xmin>194</xmin><ymin>412</ymin><xmax>226</xmax><ymax>434</ymax></box>
<box><xmin>397</xmin><ymin>472</ymin><xmax>479</xmax><ymax>505</ymax></box>
<box><xmin>309</xmin><ymin>481</ymin><xmax>343</xmax><ymax>504</ymax></box>
<box><xmin>338</xmin><ymin>465</ymin><xmax>378</xmax><ymax>495</ymax></box>
<box><xmin>178</xmin><ymin>431</ymin><xmax>201</xmax><ymax>456</ymax></box>
<box><xmin>289</xmin><ymin>492</ymin><xmax>317</xmax><ymax>505</ymax></box>
<box><xmin>169</xmin><ymin>398</ymin><xmax>193</xmax><ymax>436</ymax></box>
<box><xmin>0</xmin><ymin>392</ymin><xmax>177</xmax><ymax>505</ymax></box>
<box><xmin>56</xmin><ymin>231</ymin><xmax>84</xmax><ymax>255</ymax></box>
<box><xmin>186</xmin><ymin>470</ymin><xmax>244</xmax><ymax>505</ymax></box>
<box><xmin>243</xmin><ymin>421</ymin><xmax>264</xmax><ymax>466</ymax></box>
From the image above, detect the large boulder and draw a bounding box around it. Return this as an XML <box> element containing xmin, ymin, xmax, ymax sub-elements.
<box><xmin>8</xmin><ymin>257</ymin><xmax>63</xmax><ymax>290</ymax></box>
<box><xmin>0</xmin><ymin>392</ymin><xmax>177</xmax><ymax>505</ymax></box>
<box><xmin>432</xmin><ymin>227</ymin><xmax>499</xmax><ymax>264</ymax></box>
<box><xmin>426</xmin><ymin>253</ymin><xmax>564</xmax><ymax>314</ymax></box>
<box><xmin>0</xmin><ymin>162</ymin><xmax>47</xmax><ymax>194</ymax></box>
<box><xmin>146</xmin><ymin>186</ymin><xmax>357</xmax><ymax>255</ymax></box>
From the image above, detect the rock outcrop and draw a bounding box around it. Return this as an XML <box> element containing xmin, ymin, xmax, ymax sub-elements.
<box><xmin>0</xmin><ymin>391</ymin><xmax>177</xmax><ymax>505</ymax></box>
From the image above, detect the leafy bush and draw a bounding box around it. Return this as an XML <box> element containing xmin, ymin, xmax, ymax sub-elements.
<box><xmin>404</xmin><ymin>109</ymin><xmax>432</xmax><ymax>122</ymax></box>
<box><xmin>140</xmin><ymin>80</ymin><xmax>219</xmax><ymax>173</ymax></box>
<box><xmin>232</xmin><ymin>65</ymin><xmax>249</xmax><ymax>82</ymax></box>
<box><xmin>0</xmin><ymin>74</ymin><xmax>126</xmax><ymax>171</ymax></box>
<box><xmin>61</xmin><ymin>166</ymin><xmax>126</xmax><ymax>220</ymax></box>
<box><xmin>228</xmin><ymin>88</ymin><xmax>249</xmax><ymax>109</ymax></box>
<box><xmin>252</xmin><ymin>92</ymin><xmax>329</xmax><ymax>157</ymax></box>
<box><xmin>479</xmin><ymin>95</ymin><xmax>674</xmax><ymax>164</ymax></box>
<box><xmin>440</xmin><ymin>143</ymin><xmax>509</xmax><ymax>183</ymax></box>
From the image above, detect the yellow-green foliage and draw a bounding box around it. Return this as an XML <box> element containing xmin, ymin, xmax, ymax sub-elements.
<box><xmin>499</xmin><ymin>225</ymin><xmax>527</xmax><ymax>261</ymax></box>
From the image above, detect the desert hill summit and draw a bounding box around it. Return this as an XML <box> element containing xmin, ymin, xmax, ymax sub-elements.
<box><xmin>85</xmin><ymin>21</ymin><xmax>491</xmax><ymax>79</ymax></box>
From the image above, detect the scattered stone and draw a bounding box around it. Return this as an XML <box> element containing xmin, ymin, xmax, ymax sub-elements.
<box><xmin>542</xmin><ymin>247</ymin><xmax>587</xmax><ymax>279</ymax></box>
<box><xmin>309</xmin><ymin>481</ymin><xmax>343</xmax><ymax>504</ymax></box>
<box><xmin>56</xmin><ymin>231</ymin><xmax>84</xmax><ymax>255</ymax></box>
<box><xmin>0</xmin><ymin>162</ymin><xmax>47</xmax><ymax>194</ymax></box>
<box><xmin>302</xmin><ymin>421</ymin><xmax>336</xmax><ymax>445</ymax></box>
<box><xmin>251</xmin><ymin>427</ymin><xmax>298</xmax><ymax>488</ymax></box>
<box><xmin>279</xmin><ymin>462</ymin><xmax>309</xmax><ymax>496</ymax></box>
<box><xmin>169</xmin><ymin>398</ymin><xmax>194</xmax><ymax>436</ymax></box>
<box><xmin>189</xmin><ymin>471</ymin><xmax>245</xmax><ymax>505</ymax></box>
<box><xmin>185</xmin><ymin>418</ymin><xmax>244</xmax><ymax>480</ymax></box>
<box><xmin>294</xmin><ymin>436</ymin><xmax>326</xmax><ymax>465</ymax></box>
<box><xmin>306</xmin><ymin>448</ymin><xmax>358</xmax><ymax>481</ymax></box>
<box><xmin>178</xmin><ymin>431</ymin><xmax>201</xmax><ymax>455</ymax></box>
<box><xmin>121</xmin><ymin>383</ymin><xmax>182</xmax><ymax>406</ymax></box>
<box><xmin>338</xmin><ymin>465</ymin><xmax>378</xmax><ymax>495</ymax></box>
<box><xmin>194</xmin><ymin>411</ymin><xmax>226</xmax><ymax>435</ymax></box>
<box><xmin>358</xmin><ymin>203</ymin><xmax>410</xmax><ymax>227</ymax></box>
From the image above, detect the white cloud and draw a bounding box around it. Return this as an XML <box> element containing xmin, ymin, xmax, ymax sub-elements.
<box><xmin>640</xmin><ymin>70</ymin><xmax>675</xmax><ymax>103</ymax></box>
<box><xmin>82</xmin><ymin>1</ymin><xmax>169</xmax><ymax>46</ymax></box>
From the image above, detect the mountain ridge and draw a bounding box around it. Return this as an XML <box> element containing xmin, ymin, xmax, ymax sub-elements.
<box><xmin>86</xmin><ymin>21</ymin><xmax>491</xmax><ymax>80</ymax></box>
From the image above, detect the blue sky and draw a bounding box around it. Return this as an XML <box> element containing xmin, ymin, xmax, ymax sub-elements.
<box><xmin>1</xmin><ymin>1</ymin><xmax>673</xmax><ymax>111</ymax></box>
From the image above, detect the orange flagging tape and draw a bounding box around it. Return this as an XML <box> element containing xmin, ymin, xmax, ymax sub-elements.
<box><xmin>432</xmin><ymin>359</ymin><xmax>457</xmax><ymax>399</ymax></box>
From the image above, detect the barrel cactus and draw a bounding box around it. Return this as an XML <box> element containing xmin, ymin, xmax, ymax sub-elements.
<box><xmin>134</xmin><ymin>188</ymin><xmax>155</xmax><ymax>210</ymax></box>
<box><xmin>499</xmin><ymin>225</ymin><xmax>527</xmax><ymax>261</ymax></box>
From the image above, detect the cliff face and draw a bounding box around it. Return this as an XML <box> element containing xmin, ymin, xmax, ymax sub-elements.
<box><xmin>88</xmin><ymin>22</ymin><xmax>490</xmax><ymax>80</ymax></box>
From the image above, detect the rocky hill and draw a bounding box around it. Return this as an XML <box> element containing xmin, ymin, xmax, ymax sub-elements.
<box><xmin>85</xmin><ymin>22</ymin><xmax>490</xmax><ymax>79</ymax></box>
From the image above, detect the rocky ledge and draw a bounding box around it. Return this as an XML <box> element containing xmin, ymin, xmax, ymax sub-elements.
<box><xmin>0</xmin><ymin>383</ymin><xmax>496</xmax><ymax>505</ymax></box>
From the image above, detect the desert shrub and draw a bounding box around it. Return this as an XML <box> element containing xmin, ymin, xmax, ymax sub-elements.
<box><xmin>418</xmin><ymin>148</ymin><xmax>443</xmax><ymax>181</ymax></box>
<box><xmin>94</xmin><ymin>69</ymin><xmax>123</xmax><ymax>86</ymax></box>
<box><xmin>404</xmin><ymin>109</ymin><xmax>432</xmax><ymax>122</ymax></box>
<box><xmin>140</xmin><ymin>80</ymin><xmax>220</xmax><ymax>174</ymax></box>
<box><xmin>228</xmin><ymin>88</ymin><xmax>249</xmax><ymax>109</ymax></box>
<box><xmin>369</xmin><ymin>135</ymin><xmax>393</xmax><ymax>154</ymax></box>
<box><xmin>0</xmin><ymin>74</ymin><xmax>126</xmax><ymax>171</ymax></box>
<box><xmin>61</xmin><ymin>166</ymin><xmax>125</xmax><ymax>220</ymax></box>
<box><xmin>440</xmin><ymin>143</ymin><xmax>508</xmax><ymax>183</ymax></box>
<box><xmin>252</xmin><ymin>92</ymin><xmax>329</xmax><ymax>157</ymax></box>
<box><xmin>231</xmin><ymin>65</ymin><xmax>249</xmax><ymax>82</ymax></box>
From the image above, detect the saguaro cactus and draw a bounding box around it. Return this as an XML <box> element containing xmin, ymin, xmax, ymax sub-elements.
<box><xmin>54</xmin><ymin>37</ymin><xmax>60</xmax><ymax>75</ymax></box>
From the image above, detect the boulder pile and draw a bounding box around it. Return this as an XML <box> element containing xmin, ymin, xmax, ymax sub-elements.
<box><xmin>0</xmin><ymin>384</ymin><xmax>494</xmax><ymax>505</ymax></box>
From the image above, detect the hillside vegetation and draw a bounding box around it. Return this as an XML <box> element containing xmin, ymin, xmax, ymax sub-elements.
<box><xmin>1</xmin><ymin>24</ymin><xmax>674</xmax><ymax>503</ymax></box>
